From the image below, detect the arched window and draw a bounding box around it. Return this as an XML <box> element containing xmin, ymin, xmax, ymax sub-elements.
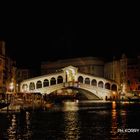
<box><xmin>111</xmin><ymin>84</ymin><xmax>117</xmax><ymax>91</ymax></box>
<box><xmin>91</xmin><ymin>79</ymin><xmax>97</xmax><ymax>86</ymax></box>
<box><xmin>43</xmin><ymin>79</ymin><xmax>49</xmax><ymax>87</ymax></box>
<box><xmin>98</xmin><ymin>81</ymin><xmax>103</xmax><ymax>88</ymax></box>
<box><xmin>78</xmin><ymin>76</ymin><xmax>84</xmax><ymax>83</ymax></box>
<box><xmin>22</xmin><ymin>84</ymin><xmax>28</xmax><ymax>91</ymax></box>
<box><xmin>105</xmin><ymin>83</ymin><xmax>110</xmax><ymax>90</ymax></box>
<box><xmin>50</xmin><ymin>77</ymin><xmax>56</xmax><ymax>85</ymax></box>
<box><xmin>29</xmin><ymin>82</ymin><xmax>35</xmax><ymax>90</ymax></box>
<box><xmin>57</xmin><ymin>76</ymin><xmax>63</xmax><ymax>84</ymax></box>
<box><xmin>85</xmin><ymin>77</ymin><xmax>90</xmax><ymax>84</ymax></box>
<box><xmin>36</xmin><ymin>81</ymin><xmax>42</xmax><ymax>89</ymax></box>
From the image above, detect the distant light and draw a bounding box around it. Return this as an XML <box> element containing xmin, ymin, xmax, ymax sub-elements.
<box><xmin>113</xmin><ymin>91</ymin><xmax>116</xmax><ymax>95</ymax></box>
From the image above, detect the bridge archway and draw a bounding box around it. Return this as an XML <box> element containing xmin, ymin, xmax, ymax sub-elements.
<box><xmin>49</xmin><ymin>87</ymin><xmax>100</xmax><ymax>100</ymax></box>
<box><xmin>105</xmin><ymin>83</ymin><xmax>110</xmax><ymax>90</ymax></box>
<box><xmin>111</xmin><ymin>84</ymin><xmax>117</xmax><ymax>91</ymax></box>
<box><xmin>78</xmin><ymin>76</ymin><xmax>84</xmax><ymax>83</ymax></box>
<box><xmin>85</xmin><ymin>77</ymin><xmax>90</xmax><ymax>84</ymax></box>
<box><xmin>98</xmin><ymin>81</ymin><xmax>104</xmax><ymax>88</ymax></box>
<box><xmin>50</xmin><ymin>77</ymin><xmax>56</xmax><ymax>85</ymax></box>
<box><xmin>36</xmin><ymin>81</ymin><xmax>42</xmax><ymax>89</ymax></box>
<box><xmin>91</xmin><ymin>79</ymin><xmax>97</xmax><ymax>86</ymax></box>
<box><xmin>29</xmin><ymin>82</ymin><xmax>35</xmax><ymax>90</ymax></box>
<box><xmin>43</xmin><ymin>79</ymin><xmax>49</xmax><ymax>87</ymax></box>
<box><xmin>57</xmin><ymin>76</ymin><xmax>63</xmax><ymax>84</ymax></box>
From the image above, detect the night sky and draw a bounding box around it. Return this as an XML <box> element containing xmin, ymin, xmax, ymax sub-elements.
<box><xmin>0</xmin><ymin>4</ymin><xmax>139</xmax><ymax>70</ymax></box>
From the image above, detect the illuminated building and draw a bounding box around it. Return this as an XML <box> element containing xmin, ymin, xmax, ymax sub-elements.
<box><xmin>41</xmin><ymin>57</ymin><xmax>105</xmax><ymax>77</ymax></box>
<box><xmin>127</xmin><ymin>56</ymin><xmax>140</xmax><ymax>91</ymax></box>
<box><xmin>0</xmin><ymin>41</ymin><xmax>6</xmax><ymax>93</ymax></box>
<box><xmin>0</xmin><ymin>41</ymin><xmax>17</xmax><ymax>93</ymax></box>
<box><xmin>16</xmin><ymin>69</ymin><xmax>31</xmax><ymax>92</ymax></box>
<box><xmin>104</xmin><ymin>54</ymin><xmax>140</xmax><ymax>93</ymax></box>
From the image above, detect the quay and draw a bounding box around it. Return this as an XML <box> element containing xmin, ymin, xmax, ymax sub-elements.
<box><xmin>1</xmin><ymin>91</ymin><xmax>139</xmax><ymax>113</ymax></box>
<box><xmin>0</xmin><ymin>92</ymin><xmax>53</xmax><ymax>112</ymax></box>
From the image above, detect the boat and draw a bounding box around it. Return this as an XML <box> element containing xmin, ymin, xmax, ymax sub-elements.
<box><xmin>0</xmin><ymin>100</ymin><xmax>10</xmax><ymax>109</ymax></box>
<box><xmin>128</xmin><ymin>96</ymin><xmax>140</xmax><ymax>102</ymax></box>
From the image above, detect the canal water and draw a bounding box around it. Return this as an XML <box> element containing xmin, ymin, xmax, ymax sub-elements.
<box><xmin>0</xmin><ymin>101</ymin><xmax>140</xmax><ymax>140</ymax></box>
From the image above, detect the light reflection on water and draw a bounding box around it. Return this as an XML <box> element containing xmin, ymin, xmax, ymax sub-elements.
<box><xmin>7</xmin><ymin>114</ymin><xmax>17</xmax><ymax>140</ymax></box>
<box><xmin>63</xmin><ymin>101</ymin><xmax>80</xmax><ymax>140</ymax></box>
<box><xmin>25</xmin><ymin>111</ymin><xmax>32</xmax><ymax>139</ymax></box>
<box><xmin>110</xmin><ymin>101</ymin><xmax>128</xmax><ymax>139</ymax></box>
<box><xmin>111</xmin><ymin>102</ymin><xmax>117</xmax><ymax>136</ymax></box>
<box><xmin>4</xmin><ymin>111</ymin><xmax>32</xmax><ymax>140</ymax></box>
<box><xmin>0</xmin><ymin>101</ymin><xmax>140</xmax><ymax>139</ymax></box>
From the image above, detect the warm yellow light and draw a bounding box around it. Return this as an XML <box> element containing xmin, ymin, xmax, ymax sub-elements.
<box><xmin>9</xmin><ymin>82</ymin><xmax>14</xmax><ymax>91</ymax></box>
<box><xmin>113</xmin><ymin>91</ymin><xmax>116</xmax><ymax>95</ymax></box>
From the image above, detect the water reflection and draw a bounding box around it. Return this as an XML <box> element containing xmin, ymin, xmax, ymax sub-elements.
<box><xmin>63</xmin><ymin>101</ymin><xmax>80</xmax><ymax>140</ymax></box>
<box><xmin>111</xmin><ymin>101</ymin><xmax>128</xmax><ymax>139</ymax></box>
<box><xmin>6</xmin><ymin>112</ymin><xmax>32</xmax><ymax>140</ymax></box>
<box><xmin>120</xmin><ymin>109</ymin><xmax>127</xmax><ymax>127</ymax></box>
<box><xmin>7</xmin><ymin>114</ymin><xmax>17</xmax><ymax>140</ymax></box>
<box><xmin>63</xmin><ymin>101</ymin><xmax>79</xmax><ymax>112</ymax></box>
<box><xmin>25</xmin><ymin>111</ymin><xmax>32</xmax><ymax>139</ymax></box>
<box><xmin>110</xmin><ymin>101</ymin><xmax>118</xmax><ymax>137</ymax></box>
<box><xmin>1</xmin><ymin>101</ymin><xmax>140</xmax><ymax>139</ymax></box>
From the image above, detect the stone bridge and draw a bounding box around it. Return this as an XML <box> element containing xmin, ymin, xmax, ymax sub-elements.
<box><xmin>20</xmin><ymin>66</ymin><xmax>118</xmax><ymax>100</ymax></box>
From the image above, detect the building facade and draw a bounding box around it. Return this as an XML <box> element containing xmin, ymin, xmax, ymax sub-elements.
<box><xmin>16</xmin><ymin>68</ymin><xmax>31</xmax><ymax>92</ymax></box>
<box><xmin>127</xmin><ymin>56</ymin><xmax>140</xmax><ymax>91</ymax></box>
<box><xmin>0</xmin><ymin>41</ymin><xmax>17</xmax><ymax>94</ymax></box>
<box><xmin>0</xmin><ymin>41</ymin><xmax>6</xmax><ymax>93</ymax></box>
<box><xmin>41</xmin><ymin>57</ymin><xmax>105</xmax><ymax>77</ymax></box>
<box><xmin>104</xmin><ymin>54</ymin><xmax>140</xmax><ymax>93</ymax></box>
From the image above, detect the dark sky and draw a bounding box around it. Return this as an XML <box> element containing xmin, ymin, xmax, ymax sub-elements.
<box><xmin>0</xmin><ymin>4</ymin><xmax>139</xmax><ymax>69</ymax></box>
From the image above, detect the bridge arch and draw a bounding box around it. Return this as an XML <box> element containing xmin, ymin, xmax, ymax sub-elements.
<box><xmin>57</xmin><ymin>76</ymin><xmax>63</xmax><ymax>84</ymax></box>
<box><xmin>78</xmin><ymin>76</ymin><xmax>84</xmax><ymax>83</ymax></box>
<box><xmin>111</xmin><ymin>84</ymin><xmax>117</xmax><ymax>91</ymax></box>
<box><xmin>36</xmin><ymin>80</ymin><xmax>42</xmax><ymax>89</ymax></box>
<box><xmin>98</xmin><ymin>81</ymin><xmax>104</xmax><ymax>88</ymax></box>
<box><xmin>29</xmin><ymin>82</ymin><xmax>35</xmax><ymax>90</ymax></box>
<box><xmin>43</xmin><ymin>79</ymin><xmax>49</xmax><ymax>87</ymax></box>
<box><xmin>85</xmin><ymin>77</ymin><xmax>90</xmax><ymax>84</ymax></box>
<box><xmin>105</xmin><ymin>83</ymin><xmax>110</xmax><ymax>90</ymax></box>
<box><xmin>22</xmin><ymin>84</ymin><xmax>28</xmax><ymax>92</ymax></box>
<box><xmin>91</xmin><ymin>79</ymin><xmax>97</xmax><ymax>86</ymax></box>
<box><xmin>50</xmin><ymin>77</ymin><xmax>56</xmax><ymax>85</ymax></box>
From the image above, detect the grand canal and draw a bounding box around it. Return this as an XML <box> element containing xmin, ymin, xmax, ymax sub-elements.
<box><xmin>0</xmin><ymin>101</ymin><xmax>140</xmax><ymax>140</ymax></box>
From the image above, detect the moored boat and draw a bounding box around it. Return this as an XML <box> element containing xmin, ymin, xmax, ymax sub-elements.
<box><xmin>0</xmin><ymin>101</ymin><xmax>10</xmax><ymax>109</ymax></box>
<box><xmin>128</xmin><ymin>96</ymin><xmax>140</xmax><ymax>102</ymax></box>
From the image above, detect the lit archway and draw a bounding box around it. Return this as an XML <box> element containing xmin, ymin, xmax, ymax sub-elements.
<box><xmin>98</xmin><ymin>81</ymin><xmax>104</xmax><ymax>88</ymax></box>
<box><xmin>29</xmin><ymin>82</ymin><xmax>35</xmax><ymax>90</ymax></box>
<box><xmin>85</xmin><ymin>77</ymin><xmax>90</xmax><ymax>84</ymax></box>
<box><xmin>111</xmin><ymin>84</ymin><xmax>117</xmax><ymax>91</ymax></box>
<box><xmin>91</xmin><ymin>79</ymin><xmax>97</xmax><ymax>86</ymax></box>
<box><xmin>36</xmin><ymin>81</ymin><xmax>42</xmax><ymax>89</ymax></box>
<box><xmin>50</xmin><ymin>77</ymin><xmax>56</xmax><ymax>85</ymax></box>
<box><xmin>57</xmin><ymin>76</ymin><xmax>63</xmax><ymax>84</ymax></box>
<box><xmin>78</xmin><ymin>76</ymin><xmax>84</xmax><ymax>83</ymax></box>
<box><xmin>105</xmin><ymin>83</ymin><xmax>110</xmax><ymax>90</ymax></box>
<box><xmin>43</xmin><ymin>79</ymin><xmax>49</xmax><ymax>87</ymax></box>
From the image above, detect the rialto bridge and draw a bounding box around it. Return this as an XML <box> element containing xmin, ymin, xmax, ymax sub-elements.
<box><xmin>20</xmin><ymin>66</ymin><xmax>118</xmax><ymax>100</ymax></box>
